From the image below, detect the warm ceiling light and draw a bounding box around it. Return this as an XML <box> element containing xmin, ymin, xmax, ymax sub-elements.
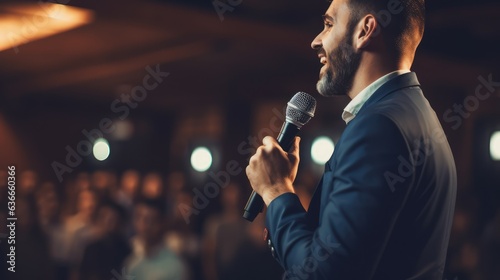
<box><xmin>0</xmin><ymin>3</ymin><xmax>94</xmax><ymax>53</ymax></box>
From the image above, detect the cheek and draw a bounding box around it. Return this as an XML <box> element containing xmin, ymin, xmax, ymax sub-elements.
<box><xmin>323</xmin><ymin>36</ymin><xmax>333</xmax><ymax>50</ymax></box>
<box><xmin>322</xmin><ymin>30</ymin><xmax>342</xmax><ymax>55</ymax></box>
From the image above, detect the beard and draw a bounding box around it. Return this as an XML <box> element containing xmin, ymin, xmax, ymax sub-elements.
<box><xmin>316</xmin><ymin>29</ymin><xmax>362</xmax><ymax>97</ymax></box>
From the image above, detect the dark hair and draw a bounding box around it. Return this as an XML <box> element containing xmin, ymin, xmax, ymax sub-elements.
<box><xmin>135</xmin><ymin>197</ymin><xmax>167</xmax><ymax>218</ymax></box>
<box><xmin>100</xmin><ymin>198</ymin><xmax>127</xmax><ymax>222</ymax></box>
<box><xmin>347</xmin><ymin>0</ymin><xmax>425</xmax><ymax>55</ymax></box>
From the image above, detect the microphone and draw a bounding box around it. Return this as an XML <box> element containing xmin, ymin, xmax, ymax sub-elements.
<box><xmin>243</xmin><ymin>92</ymin><xmax>317</xmax><ymax>222</ymax></box>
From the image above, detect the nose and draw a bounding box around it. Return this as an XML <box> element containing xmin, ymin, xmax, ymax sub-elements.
<box><xmin>311</xmin><ymin>33</ymin><xmax>322</xmax><ymax>50</ymax></box>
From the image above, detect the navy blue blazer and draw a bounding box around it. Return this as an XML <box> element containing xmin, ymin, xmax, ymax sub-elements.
<box><xmin>265</xmin><ymin>72</ymin><xmax>457</xmax><ymax>280</ymax></box>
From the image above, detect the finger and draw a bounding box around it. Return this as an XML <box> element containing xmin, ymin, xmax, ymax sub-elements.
<box><xmin>288</xmin><ymin>137</ymin><xmax>301</xmax><ymax>161</ymax></box>
<box><xmin>262</xmin><ymin>136</ymin><xmax>278</xmax><ymax>148</ymax></box>
<box><xmin>248</xmin><ymin>152</ymin><xmax>259</xmax><ymax>165</ymax></box>
<box><xmin>255</xmin><ymin>145</ymin><xmax>265</xmax><ymax>157</ymax></box>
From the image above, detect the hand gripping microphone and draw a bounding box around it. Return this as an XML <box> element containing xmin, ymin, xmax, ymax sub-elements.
<box><xmin>243</xmin><ymin>92</ymin><xmax>317</xmax><ymax>222</ymax></box>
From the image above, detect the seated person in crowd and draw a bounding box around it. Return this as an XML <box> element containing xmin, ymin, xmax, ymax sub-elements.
<box><xmin>125</xmin><ymin>198</ymin><xmax>188</xmax><ymax>280</ymax></box>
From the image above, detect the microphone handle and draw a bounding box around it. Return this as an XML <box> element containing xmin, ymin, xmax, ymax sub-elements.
<box><xmin>276</xmin><ymin>122</ymin><xmax>300</xmax><ymax>151</ymax></box>
<box><xmin>243</xmin><ymin>122</ymin><xmax>300</xmax><ymax>222</ymax></box>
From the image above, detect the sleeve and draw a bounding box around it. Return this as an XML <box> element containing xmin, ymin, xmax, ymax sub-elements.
<box><xmin>265</xmin><ymin>113</ymin><xmax>413</xmax><ymax>279</ymax></box>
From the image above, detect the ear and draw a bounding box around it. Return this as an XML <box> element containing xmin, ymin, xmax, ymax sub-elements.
<box><xmin>354</xmin><ymin>14</ymin><xmax>378</xmax><ymax>50</ymax></box>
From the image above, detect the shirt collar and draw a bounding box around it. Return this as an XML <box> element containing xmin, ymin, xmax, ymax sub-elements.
<box><xmin>342</xmin><ymin>70</ymin><xmax>410</xmax><ymax>124</ymax></box>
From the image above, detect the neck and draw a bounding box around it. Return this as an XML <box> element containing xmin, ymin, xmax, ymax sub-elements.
<box><xmin>347</xmin><ymin>54</ymin><xmax>411</xmax><ymax>100</ymax></box>
<box><xmin>144</xmin><ymin>237</ymin><xmax>163</xmax><ymax>256</ymax></box>
<box><xmin>77</xmin><ymin>211</ymin><xmax>93</xmax><ymax>221</ymax></box>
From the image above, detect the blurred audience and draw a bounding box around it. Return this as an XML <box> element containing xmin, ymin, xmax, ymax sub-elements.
<box><xmin>114</xmin><ymin>169</ymin><xmax>141</xmax><ymax>212</ymax></box>
<box><xmin>141</xmin><ymin>172</ymin><xmax>165</xmax><ymax>200</ymax></box>
<box><xmin>3</xmin><ymin>169</ymin><xmax>498</xmax><ymax>280</ymax></box>
<box><xmin>202</xmin><ymin>183</ymin><xmax>247</xmax><ymax>280</ymax></box>
<box><xmin>125</xmin><ymin>198</ymin><xmax>188</xmax><ymax>280</ymax></box>
<box><xmin>221</xmin><ymin>214</ymin><xmax>284</xmax><ymax>280</ymax></box>
<box><xmin>166</xmin><ymin>171</ymin><xmax>187</xmax><ymax>218</ymax></box>
<box><xmin>79</xmin><ymin>199</ymin><xmax>131</xmax><ymax>280</ymax></box>
<box><xmin>18</xmin><ymin>170</ymin><xmax>38</xmax><ymax>199</ymax></box>
<box><xmin>34</xmin><ymin>181</ymin><xmax>66</xmax><ymax>280</ymax></box>
<box><xmin>115</xmin><ymin>169</ymin><xmax>141</xmax><ymax>238</ymax></box>
<box><xmin>202</xmin><ymin>183</ymin><xmax>283</xmax><ymax>280</ymax></box>
<box><xmin>15</xmin><ymin>197</ymin><xmax>55</xmax><ymax>280</ymax></box>
<box><xmin>90</xmin><ymin>170</ymin><xmax>116</xmax><ymax>201</ymax></box>
<box><xmin>64</xmin><ymin>188</ymin><xmax>100</xmax><ymax>279</ymax></box>
<box><xmin>166</xmin><ymin>190</ymin><xmax>202</xmax><ymax>280</ymax></box>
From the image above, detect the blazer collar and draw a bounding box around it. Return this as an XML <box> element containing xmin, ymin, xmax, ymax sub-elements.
<box><xmin>356</xmin><ymin>72</ymin><xmax>421</xmax><ymax>115</ymax></box>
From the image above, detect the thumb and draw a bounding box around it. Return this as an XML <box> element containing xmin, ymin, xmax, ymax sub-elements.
<box><xmin>287</xmin><ymin>136</ymin><xmax>301</xmax><ymax>163</ymax></box>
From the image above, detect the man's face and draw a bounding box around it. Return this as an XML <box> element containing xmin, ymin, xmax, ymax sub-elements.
<box><xmin>133</xmin><ymin>204</ymin><xmax>163</xmax><ymax>242</ymax></box>
<box><xmin>312</xmin><ymin>0</ymin><xmax>362</xmax><ymax>97</ymax></box>
<box><xmin>97</xmin><ymin>206</ymin><xmax>120</xmax><ymax>234</ymax></box>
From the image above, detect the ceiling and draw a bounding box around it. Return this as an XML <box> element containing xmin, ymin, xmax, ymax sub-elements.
<box><xmin>0</xmin><ymin>0</ymin><xmax>498</xmax><ymax>114</ymax></box>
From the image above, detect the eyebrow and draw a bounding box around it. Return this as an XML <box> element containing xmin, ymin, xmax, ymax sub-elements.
<box><xmin>322</xmin><ymin>14</ymin><xmax>335</xmax><ymax>23</ymax></box>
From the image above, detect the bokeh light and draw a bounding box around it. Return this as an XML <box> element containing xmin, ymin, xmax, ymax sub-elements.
<box><xmin>93</xmin><ymin>138</ymin><xmax>110</xmax><ymax>161</ymax></box>
<box><xmin>311</xmin><ymin>136</ymin><xmax>335</xmax><ymax>165</ymax></box>
<box><xmin>490</xmin><ymin>131</ymin><xmax>500</xmax><ymax>161</ymax></box>
<box><xmin>191</xmin><ymin>146</ymin><xmax>213</xmax><ymax>172</ymax></box>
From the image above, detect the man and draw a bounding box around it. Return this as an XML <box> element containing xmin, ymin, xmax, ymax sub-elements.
<box><xmin>80</xmin><ymin>200</ymin><xmax>131</xmax><ymax>280</ymax></box>
<box><xmin>125</xmin><ymin>198</ymin><xmax>188</xmax><ymax>280</ymax></box>
<box><xmin>245</xmin><ymin>0</ymin><xmax>457</xmax><ymax>279</ymax></box>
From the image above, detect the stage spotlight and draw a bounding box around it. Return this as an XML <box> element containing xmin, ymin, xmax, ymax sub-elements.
<box><xmin>490</xmin><ymin>131</ymin><xmax>500</xmax><ymax>161</ymax></box>
<box><xmin>311</xmin><ymin>136</ymin><xmax>335</xmax><ymax>165</ymax></box>
<box><xmin>93</xmin><ymin>138</ymin><xmax>110</xmax><ymax>161</ymax></box>
<box><xmin>191</xmin><ymin>146</ymin><xmax>213</xmax><ymax>172</ymax></box>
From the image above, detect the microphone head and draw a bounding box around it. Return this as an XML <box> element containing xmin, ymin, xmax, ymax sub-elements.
<box><xmin>286</xmin><ymin>92</ymin><xmax>317</xmax><ymax>128</ymax></box>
